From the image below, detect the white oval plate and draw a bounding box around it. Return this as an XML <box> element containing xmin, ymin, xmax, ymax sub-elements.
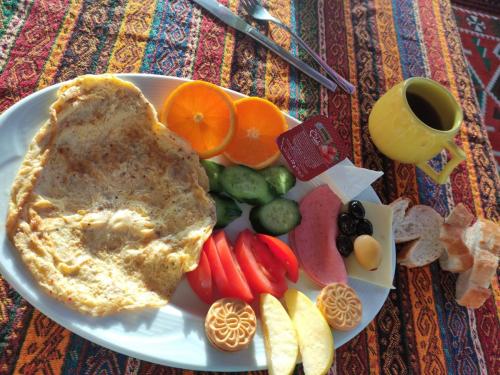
<box><xmin>0</xmin><ymin>74</ymin><xmax>394</xmax><ymax>372</ymax></box>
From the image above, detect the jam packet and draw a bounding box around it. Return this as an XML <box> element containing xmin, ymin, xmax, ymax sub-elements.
<box><xmin>277</xmin><ymin>115</ymin><xmax>350</xmax><ymax>181</ymax></box>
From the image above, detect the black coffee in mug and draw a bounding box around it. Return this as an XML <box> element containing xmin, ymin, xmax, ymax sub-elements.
<box><xmin>406</xmin><ymin>91</ymin><xmax>448</xmax><ymax>131</ymax></box>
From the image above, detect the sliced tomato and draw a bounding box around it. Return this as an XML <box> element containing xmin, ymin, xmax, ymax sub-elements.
<box><xmin>256</xmin><ymin>234</ymin><xmax>299</xmax><ymax>282</ymax></box>
<box><xmin>204</xmin><ymin>235</ymin><xmax>231</xmax><ymax>298</ymax></box>
<box><xmin>250</xmin><ymin>236</ymin><xmax>286</xmax><ymax>280</ymax></box>
<box><xmin>234</xmin><ymin>230</ymin><xmax>288</xmax><ymax>298</ymax></box>
<box><xmin>213</xmin><ymin>231</ymin><xmax>254</xmax><ymax>302</ymax></box>
<box><xmin>186</xmin><ymin>249</ymin><xmax>214</xmax><ymax>304</ymax></box>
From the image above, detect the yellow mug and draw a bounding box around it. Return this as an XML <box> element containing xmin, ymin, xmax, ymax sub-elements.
<box><xmin>368</xmin><ymin>77</ymin><xmax>466</xmax><ymax>184</ymax></box>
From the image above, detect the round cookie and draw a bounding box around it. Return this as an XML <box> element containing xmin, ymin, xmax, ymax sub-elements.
<box><xmin>316</xmin><ymin>283</ymin><xmax>362</xmax><ymax>331</ymax></box>
<box><xmin>205</xmin><ymin>298</ymin><xmax>257</xmax><ymax>352</ymax></box>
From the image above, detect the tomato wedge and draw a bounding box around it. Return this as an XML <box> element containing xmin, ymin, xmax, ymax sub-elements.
<box><xmin>204</xmin><ymin>236</ymin><xmax>231</xmax><ymax>298</ymax></box>
<box><xmin>256</xmin><ymin>234</ymin><xmax>299</xmax><ymax>282</ymax></box>
<box><xmin>234</xmin><ymin>230</ymin><xmax>287</xmax><ymax>298</ymax></box>
<box><xmin>186</xmin><ymin>249</ymin><xmax>214</xmax><ymax>304</ymax></box>
<box><xmin>213</xmin><ymin>231</ymin><xmax>254</xmax><ymax>302</ymax></box>
<box><xmin>251</xmin><ymin>236</ymin><xmax>286</xmax><ymax>280</ymax></box>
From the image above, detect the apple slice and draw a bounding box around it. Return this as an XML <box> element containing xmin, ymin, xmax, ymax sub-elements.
<box><xmin>284</xmin><ymin>289</ymin><xmax>334</xmax><ymax>375</ymax></box>
<box><xmin>260</xmin><ymin>294</ymin><xmax>299</xmax><ymax>375</ymax></box>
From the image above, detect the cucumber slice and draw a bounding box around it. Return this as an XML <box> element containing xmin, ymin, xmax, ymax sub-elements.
<box><xmin>200</xmin><ymin>160</ymin><xmax>225</xmax><ymax>193</ymax></box>
<box><xmin>211</xmin><ymin>193</ymin><xmax>242</xmax><ymax>228</ymax></box>
<box><xmin>259</xmin><ymin>165</ymin><xmax>296</xmax><ymax>196</ymax></box>
<box><xmin>221</xmin><ymin>165</ymin><xmax>275</xmax><ymax>206</ymax></box>
<box><xmin>250</xmin><ymin>198</ymin><xmax>301</xmax><ymax>235</ymax></box>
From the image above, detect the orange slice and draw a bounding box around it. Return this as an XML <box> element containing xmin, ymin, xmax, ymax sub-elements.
<box><xmin>224</xmin><ymin>97</ymin><xmax>287</xmax><ymax>169</ymax></box>
<box><xmin>160</xmin><ymin>81</ymin><xmax>236</xmax><ymax>158</ymax></box>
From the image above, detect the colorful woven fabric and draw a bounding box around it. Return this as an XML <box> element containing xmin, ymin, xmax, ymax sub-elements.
<box><xmin>451</xmin><ymin>0</ymin><xmax>500</xmax><ymax>15</ymax></box>
<box><xmin>452</xmin><ymin>4</ymin><xmax>500</xmax><ymax>172</ymax></box>
<box><xmin>0</xmin><ymin>0</ymin><xmax>499</xmax><ymax>374</ymax></box>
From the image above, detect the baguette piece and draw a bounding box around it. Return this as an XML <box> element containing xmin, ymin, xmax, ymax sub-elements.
<box><xmin>455</xmin><ymin>283</ymin><xmax>491</xmax><ymax>309</ymax></box>
<box><xmin>465</xmin><ymin>218</ymin><xmax>500</xmax><ymax>256</ymax></box>
<box><xmin>445</xmin><ymin>203</ymin><xmax>474</xmax><ymax>226</ymax></box>
<box><xmin>439</xmin><ymin>203</ymin><xmax>474</xmax><ymax>272</ymax></box>
<box><xmin>455</xmin><ymin>249</ymin><xmax>498</xmax><ymax>308</ymax></box>
<box><xmin>396</xmin><ymin>206</ymin><xmax>445</xmax><ymax>267</ymax></box>
<box><xmin>468</xmin><ymin>249</ymin><xmax>499</xmax><ymax>287</ymax></box>
<box><xmin>390</xmin><ymin>198</ymin><xmax>420</xmax><ymax>243</ymax></box>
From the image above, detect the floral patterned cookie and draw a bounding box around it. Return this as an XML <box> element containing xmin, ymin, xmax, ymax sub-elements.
<box><xmin>205</xmin><ymin>298</ymin><xmax>257</xmax><ymax>352</ymax></box>
<box><xmin>316</xmin><ymin>283</ymin><xmax>362</xmax><ymax>331</ymax></box>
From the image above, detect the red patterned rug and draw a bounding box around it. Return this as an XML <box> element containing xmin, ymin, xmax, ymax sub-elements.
<box><xmin>452</xmin><ymin>4</ymin><xmax>500</xmax><ymax>171</ymax></box>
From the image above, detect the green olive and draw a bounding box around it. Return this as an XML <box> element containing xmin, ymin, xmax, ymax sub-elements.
<box><xmin>353</xmin><ymin>235</ymin><xmax>382</xmax><ymax>271</ymax></box>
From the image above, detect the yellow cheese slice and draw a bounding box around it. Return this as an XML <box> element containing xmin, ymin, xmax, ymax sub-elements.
<box><xmin>344</xmin><ymin>201</ymin><xmax>395</xmax><ymax>289</ymax></box>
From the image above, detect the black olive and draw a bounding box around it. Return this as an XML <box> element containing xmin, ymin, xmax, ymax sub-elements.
<box><xmin>356</xmin><ymin>218</ymin><xmax>373</xmax><ymax>236</ymax></box>
<box><xmin>348</xmin><ymin>200</ymin><xmax>365</xmax><ymax>219</ymax></box>
<box><xmin>336</xmin><ymin>235</ymin><xmax>354</xmax><ymax>257</ymax></box>
<box><xmin>338</xmin><ymin>212</ymin><xmax>357</xmax><ymax>235</ymax></box>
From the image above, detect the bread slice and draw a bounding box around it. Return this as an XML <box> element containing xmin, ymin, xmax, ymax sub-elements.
<box><xmin>465</xmin><ymin>218</ymin><xmax>500</xmax><ymax>257</ymax></box>
<box><xmin>390</xmin><ymin>198</ymin><xmax>421</xmax><ymax>243</ymax></box>
<box><xmin>396</xmin><ymin>206</ymin><xmax>445</xmax><ymax>267</ymax></box>
<box><xmin>455</xmin><ymin>249</ymin><xmax>498</xmax><ymax>308</ymax></box>
<box><xmin>439</xmin><ymin>203</ymin><xmax>475</xmax><ymax>272</ymax></box>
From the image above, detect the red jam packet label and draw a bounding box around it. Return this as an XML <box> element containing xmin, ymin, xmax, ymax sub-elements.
<box><xmin>277</xmin><ymin>115</ymin><xmax>350</xmax><ymax>181</ymax></box>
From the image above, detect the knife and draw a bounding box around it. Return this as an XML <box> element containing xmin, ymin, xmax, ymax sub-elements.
<box><xmin>191</xmin><ymin>0</ymin><xmax>338</xmax><ymax>92</ymax></box>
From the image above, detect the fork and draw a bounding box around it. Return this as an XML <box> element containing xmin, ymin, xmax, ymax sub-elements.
<box><xmin>241</xmin><ymin>0</ymin><xmax>355</xmax><ymax>95</ymax></box>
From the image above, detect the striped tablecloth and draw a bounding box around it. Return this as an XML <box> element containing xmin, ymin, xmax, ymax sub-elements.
<box><xmin>0</xmin><ymin>0</ymin><xmax>499</xmax><ymax>374</ymax></box>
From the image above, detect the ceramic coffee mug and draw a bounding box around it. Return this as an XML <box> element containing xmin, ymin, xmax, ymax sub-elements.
<box><xmin>368</xmin><ymin>77</ymin><xmax>466</xmax><ymax>184</ymax></box>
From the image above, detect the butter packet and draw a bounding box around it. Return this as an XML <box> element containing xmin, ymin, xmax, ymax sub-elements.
<box><xmin>318</xmin><ymin>158</ymin><xmax>383</xmax><ymax>204</ymax></box>
<box><xmin>289</xmin><ymin>158</ymin><xmax>383</xmax><ymax>205</ymax></box>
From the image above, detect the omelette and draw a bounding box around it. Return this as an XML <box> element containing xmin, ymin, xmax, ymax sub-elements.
<box><xmin>6</xmin><ymin>75</ymin><xmax>216</xmax><ymax>316</ymax></box>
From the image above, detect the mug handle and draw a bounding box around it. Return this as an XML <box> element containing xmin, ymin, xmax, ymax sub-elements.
<box><xmin>416</xmin><ymin>140</ymin><xmax>466</xmax><ymax>184</ymax></box>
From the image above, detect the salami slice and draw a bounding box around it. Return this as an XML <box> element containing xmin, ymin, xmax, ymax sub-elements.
<box><xmin>289</xmin><ymin>185</ymin><xmax>348</xmax><ymax>286</ymax></box>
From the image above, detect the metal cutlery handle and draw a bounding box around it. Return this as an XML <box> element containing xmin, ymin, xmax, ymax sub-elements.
<box><xmin>247</xmin><ymin>28</ymin><xmax>338</xmax><ymax>93</ymax></box>
<box><xmin>280</xmin><ymin>23</ymin><xmax>355</xmax><ymax>95</ymax></box>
